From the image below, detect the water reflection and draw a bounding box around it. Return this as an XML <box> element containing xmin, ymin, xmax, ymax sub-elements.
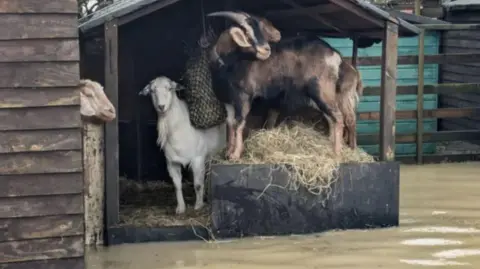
<box><xmin>87</xmin><ymin>162</ymin><xmax>480</xmax><ymax>268</ymax></box>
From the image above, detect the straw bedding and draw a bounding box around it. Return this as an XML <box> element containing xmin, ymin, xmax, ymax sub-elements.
<box><xmin>213</xmin><ymin>121</ymin><xmax>375</xmax><ymax>198</ymax></box>
<box><xmin>118</xmin><ymin>177</ymin><xmax>210</xmax><ymax>227</ymax></box>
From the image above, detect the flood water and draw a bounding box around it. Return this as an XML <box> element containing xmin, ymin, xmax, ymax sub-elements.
<box><xmin>87</xmin><ymin>162</ymin><xmax>480</xmax><ymax>268</ymax></box>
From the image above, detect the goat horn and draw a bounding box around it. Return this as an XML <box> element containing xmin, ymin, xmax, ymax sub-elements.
<box><xmin>207</xmin><ymin>11</ymin><xmax>249</xmax><ymax>26</ymax></box>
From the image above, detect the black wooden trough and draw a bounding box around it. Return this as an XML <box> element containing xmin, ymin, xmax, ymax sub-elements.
<box><xmin>107</xmin><ymin>161</ymin><xmax>399</xmax><ymax>244</ymax></box>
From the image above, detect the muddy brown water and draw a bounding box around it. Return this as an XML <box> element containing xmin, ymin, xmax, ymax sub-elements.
<box><xmin>87</xmin><ymin>162</ymin><xmax>480</xmax><ymax>268</ymax></box>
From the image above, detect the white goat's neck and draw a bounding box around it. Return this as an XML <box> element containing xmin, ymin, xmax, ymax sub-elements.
<box><xmin>156</xmin><ymin>93</ymin><xmax>189</xmax><ymax>149</ymax></box>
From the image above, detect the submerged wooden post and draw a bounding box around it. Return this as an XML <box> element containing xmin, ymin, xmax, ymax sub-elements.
<box><xmin>80</xmin><ymin>79</ymin><xmax>117</xmax><ymax>246</ymax></box>
<box><xmin>379</xmin><ymin>21</ymin><xmax>399</xmax><ymax>161</ymax></box>
<box><xmin>416</xmin><ymin>30</ymin><xmax>425</xmax><ymax>164</ymax></box>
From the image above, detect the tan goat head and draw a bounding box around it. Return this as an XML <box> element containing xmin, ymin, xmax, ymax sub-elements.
<box><xmin>80</xmin><ymin>79</ymin><xmax>116</xmax><ymax>122</ymax></box>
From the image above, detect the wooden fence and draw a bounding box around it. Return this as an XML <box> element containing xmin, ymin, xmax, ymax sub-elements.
<box><xmin>351</xmin><ymin>23</ymin><xmax>480</xmax><ymax>164</ymax></box>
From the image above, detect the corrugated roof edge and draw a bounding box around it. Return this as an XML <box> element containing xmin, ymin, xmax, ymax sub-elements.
<box><xmin>354</xmin><ymin>0</ymin><xmax>420</xmax><ymax>34</ymax></box>
<box><xmin>78</xmin><ymin>0</ymin><xmax>162</xmax><ymax>32</ymax></box>
<box><xmin>443</xmin><ymin>0</ymin><xmax>480</xmax><ymax>11</ymax></box>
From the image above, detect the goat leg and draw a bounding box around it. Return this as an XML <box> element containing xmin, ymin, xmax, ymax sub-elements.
<box><xmin>334</xmin><ymin>112</ymin><xmax>345</xmax><ymax>156</ymax></box>
<box><xmin>166</xmin><ymin>161</ymin><xmax>185</xmax><ymax>214</ymax></box>
<box><xmin>229</xmin><ymin>119</ymin><xmax>247</xmax><ymax>160</ymax></box>
<box><xmin>226</xmin><ymin>122</ymin><xmax>236</xmax><ymax>157</ymax></box>
<box><xmin>264</xmin><ymin>109</ymin><xmax>280</xmax><ymax>129</ymax></box>
<box><xmin>191</xmin><ymin>157</ymin><xmax>206</xmax><ymax>211</ymax></box>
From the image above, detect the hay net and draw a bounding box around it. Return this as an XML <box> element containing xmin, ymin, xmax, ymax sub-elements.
<box><xmin>180</xmin><ymin>28</ymin><xmax>227</xmax><ymax>129</ymax></box>
<box><xmin>214</xmin><ymin>121</ymin><xmax>375</xmax><ymax>200</ymax></box>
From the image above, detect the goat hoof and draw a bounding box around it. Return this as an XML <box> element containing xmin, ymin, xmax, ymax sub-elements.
<box><xmin>227</xmin><ymin>152</ymin><xmax>241</xmax><ymax>161</ymax></box>
<box><xmin>175</xmin><ymin>205</ymin><xmax>186</xmax><ymax>215</ymax></box>
<box><xmin>194</xmin><ymin>202</ymin><xmax>204</xmax><ymax>211</ymax></box>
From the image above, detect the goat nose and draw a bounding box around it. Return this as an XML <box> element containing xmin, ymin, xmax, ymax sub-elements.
<box><xmin>158</xmin><ymin>105</ymin><xmax>165</xmax><ymax>111</ymax></box>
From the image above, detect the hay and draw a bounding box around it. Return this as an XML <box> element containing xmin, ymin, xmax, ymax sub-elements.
<box><xmin>214</xmin><ymin>121</ymin><xmax>374</xmax><ymax>197</ymax></box>
<box><xmin>118</xmin><ymin>178</ymin><xmax>210</xmax><ymax>227</ymax></box>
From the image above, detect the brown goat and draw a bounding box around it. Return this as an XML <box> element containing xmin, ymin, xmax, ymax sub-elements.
<box><xmin>208</xmin><ymin>13</ymin><xmax>346</xmax><ymax>160</ymax></box>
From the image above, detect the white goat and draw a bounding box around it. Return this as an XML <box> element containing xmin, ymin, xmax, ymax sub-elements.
<box><xmin>139</xmin><ymin>76</ymin><xmax>225</xmax><ymax>214</ymax></box>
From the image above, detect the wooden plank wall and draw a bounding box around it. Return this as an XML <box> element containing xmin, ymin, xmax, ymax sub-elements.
<box><xmin>440</xmin><ymin>10</ymin><xmax>480</xmax><ymax>135</ymax></box>
<box><xmin>0</xmin><ymin>0</ymin><xmax>84</xmax><ymax>268</ymax></box>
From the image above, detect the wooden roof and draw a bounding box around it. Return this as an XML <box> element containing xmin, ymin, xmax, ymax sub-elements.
<box><xmin>79</xmin><ymin>0</ymin><xmax>420</xmax><ymax>39</ymax></box>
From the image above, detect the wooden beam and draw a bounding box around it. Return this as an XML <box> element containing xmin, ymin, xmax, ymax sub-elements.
<box><xmin>363</xmin><ymin>83</ymin><xmax>480</xmax><ymax>96</ymax></box>
<box><xmin>358</xmin><ymin>107</ymin><xmax>480</xmax><ymax>120</ymax></box>
<box><xmin>348</xmin><ymin>53</ymin><xmax>480</xmax><ymax>66</ymax></box>
<box><xmin>379</xmin><ymin>21</ymin><xmax>399</xmax><ymax>162</ymax></box>
<box><xmin>104</xmin><ymin>19</ymin><xmax>119</xmax><ymax>231</ymax></box>
<box><xmin>418</xmin><ymin>24</ymin><xmax>480</xmax><ymax>30</ymax></box>
<box><xmin>396</xmin><ymin>153</ymin><xmax>480</xmax><ymax>165</ymax></box>
<box><xmin>265</xmin><ymin>3</ymin><xmax>340</xmax><ymax>18</ymax></box>
<box><xmin>351</xmin><ymin>36</ymin><xmax>358</xmax><ymax>67</ymax></box>
<box><xmin>328</xmin><ymin>0</ymin><xmax>384</xmax><ymax>28</ymax></box>
<box><xmin>416</xmin><ymin>30</ymin><xmax>425</xmax><ymax>164</ymax></box>
<box><xmin>118</xmin><ymin>0</ymin><xmax>182</xmax><ymax>26</ymax></box>
<box><xmin>279</xmin><ymin>0</ymin><xmax>347</xmax><ymax>35</ymax></box>
<box><xmin>358</xmin><ymin>130</ymin><xmax>480</xmax><ymax>145</ymax></box>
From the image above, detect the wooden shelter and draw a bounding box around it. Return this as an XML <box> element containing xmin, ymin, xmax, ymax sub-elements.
<box><xmin>0</xmin><ymin>0</ymin><xmax>84</xmax><ymax>268</ymax></box>
<box><xmin>78</xmin><ymin>0</ymin><xmax>419</xmax><ymax>245</ymax></box>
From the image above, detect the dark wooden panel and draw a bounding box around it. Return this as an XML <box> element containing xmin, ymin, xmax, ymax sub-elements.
<box><xmin>0</xmin><ymin>14</ymin><xmax>77</xmax><ymax>40</ymax></box>
<box><xmin>358</xmin><ymin>130</ymin><xmax>480</xmax><ymax>145</ymax></box>
<box><xmin>0</xmin><ymin>150</ymin><xmax>82</xmax><ymax>175</ymax></box>
<box><xmin>104</xmin><ymin>19</ymin><xmax>120</xmax><ymax>227</ymax></box>
<box><xmin>358</xmin><ymin>108</ymin><xmax>480</xmax><ymax>120</ymax></box>
<box><xmin>0</xmin><ymin>194</ymin><xmax>83</xmax><ymax>218</ymax></box>
<box><xmin>0</xmin><ymin>215</ymin><xmax>83</xmax><ymax>242</ymax></box>
<box><xmin>0</xmin><ymin>258</ymin><xmax>84</xmax><ymax>269</ymax></box>
<box><xmin>0</xmin><ymin>62</ymin><xmax>79</xmax><ymax>87</ymax></box>
<box><xmin>0</xmin><ymin>106</ymin><xmax>80</xmax><ymax>131</ymax></box>
<box><xmin>0</xmin><ymin>129</ymin><xmax>81</xmax><ymax>153</ymax></box>
<box><xmin>0</xmin><ymin>0</ymin><xmax>77</xmax><ymax>14</ymax></box>
<box><xmin>351</xmin><ymin>53</ymin><xmax>480</xmax><ymax>66</ymax></box>
<box><xmin>363</xmin><ymin>83</ymin><xmax>480</xmax><ymax>96</ymax></box>
<box><xmin>0</xmin><ymin>87</ymin><xmax>79</xmax><ymax>108</ymax></box>
<box><xmin>0</xmin><ymin>236</ymin><xmax>83</xmax><ymax>263</ymax></box>
<box><xmin>0</xmin><ymin>39</ymin><xmax>79</xmax><ymax>62</ymax></box>
<box><xmin>397</xmin><ymin>153</ymin><xmax>480</xmax><ymax>165</ymax></box>
<box><xmin>0</xmin><ymin>173</ymin><xmax>82</xmax><ymax>197</ymax></box>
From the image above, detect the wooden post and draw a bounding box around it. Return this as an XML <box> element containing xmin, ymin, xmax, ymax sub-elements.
<box><xmin>352</xmin><ymin>36</ymin><xmax>359</xmax><ymax>67</ymax></box>
<box><xmin>379</xmin><ymin>21</ymin><xmax>399</xmax><ymax>162</ymax></box>
<box><xmin>104</xmin><ymin>19</ymin><xmax>120</xmax><ymax>234</ymax></box>
<box><xmin>414</xmin><ymin>0</ymin><xmax>421</xmax><ymax>16</ymax></box>
<box><xmin>416</xmin><ymin>30</ymin><xmax>425</xmax><ymax>164</ymax></box>
<box><xmin>83</xmin><ymin>122</ymin><xmax>105</xmax><ymax>246</ymax></box>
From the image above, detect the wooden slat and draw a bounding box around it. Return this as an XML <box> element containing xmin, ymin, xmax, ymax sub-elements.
<box><xmin>0</xmin><ymin>150</ymin><xmax>82</xmax><ymax>175</ymax></box>
<box><xmin>358</xmin><ymin>130</ymin><xmax>480</xmax><ymax>145</ymax></box>
<box><xmin>0</xmin><ymin>0</ymin><xmax>77</xmax><ymax>13</ymax></box>
<box><xmin>0</xmin><ymin>173</ymin><xmax>83</xmax><ymax>197</ymax></box>
<box><xmin>0</xmin><ymin>215</ymin><xmax>83</xmax><ymax>242</ymax></box>
<box><xmin>358</xmin><ymin>107</ymin><xmax>480</xmax><ymax>120</ymax></box>
<box><xmin>416</xmin><ymin>30</ymin><xmax>425</xmax><ymax>164</ymax></box>
<box><xmin>379</xmin><ymin>21</ymin><xmax>398</xmax><ymax>161</ymax></box>
<box><xmin>0</xmin><ymin>129</ymin><xmax>81</xmax><ymax>153</ymax></box>
<box><xmin>0</xmin><ymin>258</ymin><xmax>84</xmax><ymax>269</ymax></box>
<box><xmin>0</xmin><ymin>39</ymin><xmax>79</xmax><ymax>62</ymax></box>
<box><xmin>0</xmin><ymin>14</ymin><xmax>77</xmax><ymax>40</ymax></box>
<box><xmin>0</xmin><ymin>87</ymin><xmax>79</xmax><ymax>109</ymax></box>
<box><xmin>0</xmin><ymin>194</ymin><xmax>83</xmax><ymax>218</ymax></box>
<box><xmin>350</xmin><ymin>53</ymin><xmax>480</xmax><ymax>66</ymax></box>
<box><xmin>0</xmin><ymin>106</ymin><xmax>80</xmax><ymax>131</ymax></box>
<box><xmin>363</xmin><ymin>83</ymin><xmax>480</xmax><ymax>96</ymax></box>
<box><xmin>397</xmin><ymin>153</ymin><xmax>480</xmax><ymax>164</ymax></box>
<box><xmin>0</xmin><ymin>62</ymin><xmax>79</xmax><ymax>88</ymax></box>
<box><xmin>104</xmin><ymin>19</ymin><xmax>120</xmax><ymax>227</ymax></box>
<box><xmin>418</xmin><ymin>23</ymin><xmax>480</xmax><ymax>30</ymax></box>
<box><xmin>0</xmin><ymin>236</ymin><xmax>83</xmax><ymax>263</ymax></box>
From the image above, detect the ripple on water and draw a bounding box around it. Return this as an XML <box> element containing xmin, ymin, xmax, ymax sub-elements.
<box><xmin>432</xmin><ymin>249</ymin><xmax>480</xmax><ymax>259</ymax></box>
<box><xmin>401</xmin><ymin>238</ymin><xmax>463</xmax><ymax>246</ymax></box>
<box><xmin>403</xmin><ymin>226</ymin><xmax>480</xmax><ymax>234</ymax></box>
<box><xmin>400</xmin><ymin>259</ymin><xmax>470</xmax><ymax>266</ymax></box>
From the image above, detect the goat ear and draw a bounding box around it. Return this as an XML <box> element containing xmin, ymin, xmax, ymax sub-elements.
<box><xmin>175</xmin><ymin>84</ymin><xmax>186</xmax><ymax>91</ymax></box>
<box><xmin>229</xmin><ymin>27</ymin><xmax>252</xmax><ymax>48</ymax></box>
<box><xmin>139</xmin><ymin>85</ymin><xmax>151</xmax><ymax>96</ymax></box>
